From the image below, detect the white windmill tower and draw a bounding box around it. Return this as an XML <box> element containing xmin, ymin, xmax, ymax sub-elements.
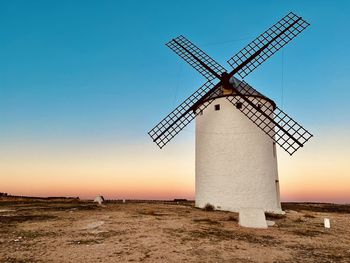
<box><xmin>148</xmin><ymin>13</ymin><xmax>313</xmax><ymax>214</ymax></box>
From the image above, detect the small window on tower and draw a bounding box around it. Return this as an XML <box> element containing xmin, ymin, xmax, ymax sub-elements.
<box><xmin>236</xmin><ymin>102</ymin><xmax>242</xmax><ymax>109</ymax></box>
<box><xmin>215</xmin><ymin>104</ymin><xmax>220</xmax><ymax>111</ymax></box>
<box><xmin>257</xmin><ymin>104</ymin><xmax>262</xmax><ymax>110</ymax></box>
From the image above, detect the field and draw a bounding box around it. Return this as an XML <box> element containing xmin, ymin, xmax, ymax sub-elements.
<box><xmin>1</xmin><ymin>199</ymin><xmax>350</xmax><ymax>263</ymax></box>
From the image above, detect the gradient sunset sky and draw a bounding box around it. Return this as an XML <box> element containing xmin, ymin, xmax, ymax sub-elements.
<box><xmin>1</xmin><ymin>0</ymin><xmax>349</xmax><ymax>203</ymax></box>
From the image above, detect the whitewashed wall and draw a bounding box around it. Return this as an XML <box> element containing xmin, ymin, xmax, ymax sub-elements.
<box><xmin>195</xmin><ymin>96</ymin><xmax>282</xmax><ymax>213</ymax></box>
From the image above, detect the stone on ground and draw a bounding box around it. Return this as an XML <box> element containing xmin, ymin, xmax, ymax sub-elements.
<box><xmin>239</xmin><ymin>208</ymin><xmax>268</xmax><ymax>229</ymax></box>
<box><xmin>93</xmin><ymin>195</ymin><xmax>104</xmax><ymax>205</ymax></box>
<box><xmin>83</xmin><ymin>221</ymin><xmax>104</xmax><ymax>230</ymax></box>
<box><xmin>266</xmin><ymin>220</ymin><xmax>275</xmax><ymax>227</ymax></box>
<box><xmin>324</xmin><ymin>218</ymin><xmax>331</xmax><ymax>228</ymax></box>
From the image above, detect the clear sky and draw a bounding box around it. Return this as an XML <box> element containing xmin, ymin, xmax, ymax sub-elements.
<box><xmin>1</xmin><ymin>0</ymin><xmax>350</xmax><ymax>202</ymax></box>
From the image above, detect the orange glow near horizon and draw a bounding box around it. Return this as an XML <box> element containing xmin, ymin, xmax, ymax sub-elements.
<box><xmin>278</xmin><ymin>128</ymin><xmax>350</xmax><ymax>203</ymax></box>
<box><xmin>1</xmin><ymin>140</ymin><xmax>196</xmax><ymax>200</ymax></box>
<box><xmin>1</xmin><ymin>130</ymin><xmax>350</xmax><ymax>203</ymax></box>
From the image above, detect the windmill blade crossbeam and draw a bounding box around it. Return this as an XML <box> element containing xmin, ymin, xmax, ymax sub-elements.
<box><xmin>226</xmin><ymin>81</ymin><xmax>313</xmax><ymax>155</ymax></box>
<box><xmin>166</xmin><ymin>35</ymin><xmax>226</xmax><ymax>81</ymax></box>
<box><xmin>148</xmin><ymin>81</ymin><xmax>221</xmax><ymax>148</ymax></box>
<box><xmin>227</xmin><ymin>12</ymin><xmax>310</xmax><ymax>79</ymax></box>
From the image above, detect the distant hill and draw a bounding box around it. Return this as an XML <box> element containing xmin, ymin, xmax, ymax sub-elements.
<box><xmin>0</xmin><ymin>192</ymin><xmax>79</xmax><ymax>200</ymax></box>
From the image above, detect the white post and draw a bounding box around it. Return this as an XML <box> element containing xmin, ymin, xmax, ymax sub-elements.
<box><xmin>324</xmin><ymin>218</ymin><xmax>330</xmax><ymax>228</ymax></box>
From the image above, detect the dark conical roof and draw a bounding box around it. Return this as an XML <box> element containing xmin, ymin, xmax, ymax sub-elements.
<box><xmin>197</xmin><ymin>77</ymin><xmax>276</xmax><ymax>109</ymax></box>
<box><xmin>231</xmin><ymin>77</ymin><xmax>264</xmax><ymax>96</ymax></box>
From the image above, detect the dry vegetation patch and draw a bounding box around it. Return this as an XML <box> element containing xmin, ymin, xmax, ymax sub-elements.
<box><xmin>0</xmin><ymin>214</ymin><xmax>57</xmax><ymax>224</ymax></box>
<box><xmin>192</xmin><ymin>218</ymin><xmax>221</xmax><ymax>225</ymax></box>
<box><xmin>0</xmin><ymin>200</ymin><xmax>349</xmax><ymax>263</ymax></box>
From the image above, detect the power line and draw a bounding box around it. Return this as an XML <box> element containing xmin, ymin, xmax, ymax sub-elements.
<box><xmin>172</xmin><ymin>64</ymin><xmax>182</xmax><ymax>107</ymax></box>
<box><xmin>281</xmin><ymin>50</ymin><xmax>285</xmax><ymax>110</ymax></box>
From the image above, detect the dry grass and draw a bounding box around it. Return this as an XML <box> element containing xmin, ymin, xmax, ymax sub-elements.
<box><xmin>0</xmin><ymin>214</ymin><xmax>57</xmax><ymax>224</ymax></box>
<box><xmin>303</xmin><ymin>213</ymin><xmax>316</xmax><ymax>218</ymax></box>
<box><xmin>192</xmin><ymin>218</ymin><xmax>221</xmax><ymax>225</ymax></box>
<box><xmin>282</xmin><ymin>202</ymin><xmax>350</xmax><ymax>213</ymax></box>
<box><xmin>203</xmin><ymin>203</ymin><xmax>215</xmax><ymax>211</ymax></box>
<box><xmin>226</xmin><ymin>215</ymin><xmax>238</xmax><ymax>221</ymax></box>
<box><xmin>1</xmin><ymin>199</ymin><xmax>350</xmax><ymax>262</ymax></box>
<box><xmin>265</xmin><ymin>212</ymin><xmax>286</xmax><ymax>220</ymax></box>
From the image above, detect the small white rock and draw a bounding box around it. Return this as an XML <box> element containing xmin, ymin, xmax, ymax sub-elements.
<box><xmin>266</xmin><ymin>220</ymin><xmax>275</xmax><ymax>227</ymax></box>
<box><xmin>93</xmin><ymin>195</ymin><xmax>104</xmax><ymax>205</ymax></box>
<box><xmin>324</xmin><ymin>218</ymin><xmax>331</xmax><ymax>228</ymax></box>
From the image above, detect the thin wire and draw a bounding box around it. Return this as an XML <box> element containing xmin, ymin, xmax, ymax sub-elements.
<box><xmin>173</xmin><ymin>64</ymin><xmax>182</xmax><ymax>107</ymax></box>
<box><xmin>281</xmin><ymin>50</ymin><xmax>285</xmax><ymax>110</ymax></box>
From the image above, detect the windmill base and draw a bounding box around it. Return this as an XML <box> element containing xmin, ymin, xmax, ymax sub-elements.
<box><xmin>238</xmin><ymin>208</ymin><xmax>268</xmax><ymax>228</ymax></box>
<box><xmin>195</xmin><ymin>201</ymin><xmax>283</xmax><ymax>215</ymax></box>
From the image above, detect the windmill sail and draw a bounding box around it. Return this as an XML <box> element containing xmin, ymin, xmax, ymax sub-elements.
<box><xmin>166</xmin><ymin>35</ymin><xmax>226</xmax><ymax>81</ymax></box>
<box><xmin>225</xmin><ymin>81</ymin><xmax>313</xmax><ymax>155</ymax></box>
<box><xmin>149</xmin><ymin>12</ymin><xmax>312</xmax><ymax>155</ymax></box>
<box><xmin>148</xmin><ymin>81</ymin><xmax>222</xmax><ymax>148</ymax></box>
<box><xmin>227</xmin><ymin>12</ymin><xmax>310</xmax><ymax>79</ymax></box>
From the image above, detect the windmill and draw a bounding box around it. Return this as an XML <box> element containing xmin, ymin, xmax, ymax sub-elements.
<box><xmin>148</xmin><ymin>12</ymin><xmax>313</xmax><ymax>213</ymax></box>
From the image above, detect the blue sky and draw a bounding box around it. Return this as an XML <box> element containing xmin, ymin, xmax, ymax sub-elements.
<box><xmin>1</xmin><ymin>0</ymin><xmax>349</xmax><ymax>144</ymax></box>
<box><xmin>1</xmin><ymin>1</ymin><xmax>350</xmax><ymax>200</ymax></box>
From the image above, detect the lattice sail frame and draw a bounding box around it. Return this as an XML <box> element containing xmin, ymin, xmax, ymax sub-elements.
<box><xmin>166</xmin><ymin>35</ymin><xmax>226</xmax><ymax>81</ymax></box>
<box><xmin>148</xmin><ymin>81</ymin><xmax>222</xmax><ymax>148</ymax></box>
<box><xmin>226</xmin><ymin>81</ymin><xmax>313</xmax><ymax>155</ymax></box>
<box><xmin>149</xmin><ymin>12</ymin><xmax>313</xmax><ymax>154</ymax></box>
<box><xmin>227</xmin><ymin>12</ymin><xmax>310</xmax><ymax>79</ymax></box>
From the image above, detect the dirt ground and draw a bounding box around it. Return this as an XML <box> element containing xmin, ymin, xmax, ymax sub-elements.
<box><xmin>0</xmin><ymin>199</ymin><xmax>350</xmax><ymax>263</ymax></box>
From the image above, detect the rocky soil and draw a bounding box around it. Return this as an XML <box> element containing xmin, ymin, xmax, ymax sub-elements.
<box><xmin>0</xmin><ymin>199</ymin><xmax>349</xmax><ymax>262</ymax></box>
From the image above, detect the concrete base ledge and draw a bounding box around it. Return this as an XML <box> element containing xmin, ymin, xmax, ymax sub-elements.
<box><xmin>239</xmin><ymin>208</ymin><xmax>268</xmax><ymax>229</ymax></box>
